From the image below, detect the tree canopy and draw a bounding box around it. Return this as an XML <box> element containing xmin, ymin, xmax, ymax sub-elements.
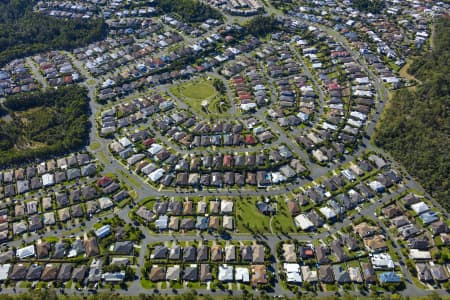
<box><xmin>0</xmin><ymin>0</ymin><xmax>106</xmax><ymax>67</ymax></box>
<box><xmin>243</xmin><ymin>15</ymin><xmax>280</xmax><ymax>37</ymax></box>
<box><xmin>351</xmin><ymin>0</ymin><xmax>385</xmax><ymax>13</ymax></box>
<box><xmin>0</xmin><ymin>85</ymin><xmax>90</xmax><ymax>167</ymax></box>
<box><xmin>155</xmin><ymin>0</ymin><xmax>223</xmax><ymax>23</ymax></box>
<box><xmin>374</xmin><ymin>17</ymin><xmax>450</xmax><ymax>209</ymax></box>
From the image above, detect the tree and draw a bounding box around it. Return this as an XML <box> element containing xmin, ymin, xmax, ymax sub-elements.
<box><xmin>243</xmin><ymin>15</ymin><xmax>280</xmax><ymax>37</ymax></box>
<box><xmin>352</xmin><ymin>0</ymin><xmax>385</xmax><ymax>13</ymax></box>
<box><xmin>212</xmin><ymin>78</ymin><xmax>226</xmax><ymax>95</ymax></box>
<box><xmin>217</xmin><ymin>225</ymin><xmax>226</xmax><ymax>236</ymax></box>
<box><xmin>155</xmin><ymin>0</ymin><xmax>222</xmax><ymax>23</ymax></box>
<box><xmin>125</xmin><ymin>266</ymin><xmax>136</xmax><ymax>281</ymax></box>
<box><xmin>406</xmin><ymin>259</ymin><xmax>417</xmax><ymax>277</ymax></box>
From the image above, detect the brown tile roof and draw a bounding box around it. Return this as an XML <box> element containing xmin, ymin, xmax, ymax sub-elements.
<box><xmin>84</xmin><ymin>237</ymin><xmax>100</xmax><ymax>257</ymax></box>
<box><xmin>251</xmin><ymin>265</ymin><xmax>267</xmax><ymax>286</ymax></box>
<box><xmin>364</xmin><ymin>235</ymin><xmax>387</xmax><ymax>251</ymax></box>
<box><xmin>150</xmin><ymin>266</ymin><xmax>166</xmax><ymax>282</ymax></box>
<box><xmin>211</xmin><ymin>245</ymin><xmax>222</xmax><ymax>261</ymax></box>
<box><xmin>41</xmin><ymin>264</ymin><xmax>59</xmax><ymax>281</ymax></box>
<box><xmin>71</xmin><ymin>265</ymin><xmax>87</xmax><ymax>282</ymax></box>
<box><xmin>36</xmin><ymin>241</ymin><xmax>50</xmax><ymax>259</ymax></box>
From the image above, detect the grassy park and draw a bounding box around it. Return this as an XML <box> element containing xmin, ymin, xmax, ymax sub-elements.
<box><xmin>177</xmin><ymin>81</ymin><xmax>216</xmax><ymax>100</ymax></box>
<box><xmin>236</xmin><ymin>196</ymin><xmax>295</xmax><ymax>234</ymax></box>
<box><xmin>131</xmin><ymin>195</ymin><xmax>296</xmax><ymax>235</ymax></box>
<box><xmin>170</xmin><ymin>78</ymin><xmax>232</xmax><ymax>117</ymax></box>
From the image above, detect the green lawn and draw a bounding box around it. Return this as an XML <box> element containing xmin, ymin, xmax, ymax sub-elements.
<box><xmin>208</xmin><ymin>95</ymin><xmax>231</xmax><ymax>114</ymax></box>
<box><xmin>140</xmin><ymin>279</ymin><xmax>166</xmax><ymax>290</ymax></box>
<box><xmin>179</xmin><ymin>82</ymin><xmax>216</xmax><ymax>100</ymax></box>
<box><xmin>411</xmin><ymin>276</ymin><xmax>428</xmax><ymax>290</ymax></box>
<box><xmin>90</xmin><ymin>141</ymin><xmax>102</xmax><ymax>151</ymax></box>
<box><xmin>386</xmin><ymin>240</ymin><xmax>400</xmax><ymax>261</ymax></box>
<box><xmin>347</xmin><ymin>259</ymin><xmax>361</xmax><ymax>268</ymax></box>
<box><xmin>98</xmin><ymin>151</ymin><xmax>109</xmax><ymax>164</ymax></box>
<box><xmin>43</xmin><ymin>236</ymin><xmax>60</xmax><ymax>243</ymax></box>
<box><xmin>65</xmin><ymin>280</ymin><xmax>73</xmax><ymax>289</ymax></box>
<box><xmin>140</xmin><ymin>279</ymin><xmax>153</xmax><ymax>289</ymax></box>
<box><xmin>19</xmin><ymin>282</ymin><xmax>31</xmax><ymax>288</ymax></box>
<box><xmin>93</xmin><ymin>222</ymin><xmax>103</xmax><ymax>230</ymax></box>
<box><xmin>37</xmin><ymin>282</ymin><xmax>48</xmax><ymax>289</ymax></box>
<box><xmin>324</xmin><ymin>283</ymin><xmax>338</xmax><ymax>291</ymax></box>
<box><xmin>118</xmin><ymin>169</ymin><xmax>142</xmax><ymax>189</ymax></box>
<box><xmin>170</xmin><ymin>79</ymin><xmax>236</xmax><ymax>118</ymax></box>
<box><xmin>117</xmin><ymin>197</ymin><xmax>132</xmax><ymax>209</ymax></box>
<box><xmin>129</xmin><ymin>190</ymin><xmax>139</xmax><ymax>200</ymax></box>
<box><xmin>236</xmin><ymin>196</ymin><xmax>295</xmax><ymax>234</ymax></box>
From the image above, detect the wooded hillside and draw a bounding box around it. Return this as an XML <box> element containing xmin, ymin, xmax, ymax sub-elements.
<box><xmin>0</xmin><ymin>85</ymin><xmax>90</xmax><ymax>167</ymax></box>
<box><xmin>374</xmin><ymin>17</ymin><xmax>450</xmax><ymax>209</ymax></box>
<box><xmin>155</xmin><ymin>0</ymin><xmax>222</xmax><ymax>23</ymax></box>
<box><xmin>351</xmin><ymin>0</ymin><xmax>385</xmax><ymax>13</ymax></box>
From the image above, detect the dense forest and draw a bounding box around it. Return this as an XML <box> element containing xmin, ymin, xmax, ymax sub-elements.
<box><xmin>155</xmin><ymin>0</ymin><xmax>223</xmax><ymax>23</ymax></box>
<box><xmin>243</xmin><ymin>15</ymin><xmax>280</xmax><ymax>37</ymax></box>
<box><xmin>351</xmin><ymin>0</ymin><xmax>385</xmax><ymax>13</ymax></box>
<box><xmin>0</xmin><ymin>0</ymin><xmax>106</xmax><ymax>67</ymax></box>
<box><xmin>0</xmin><ymin>85</ymin><xmax>90</xmax><ymax>167</ymax></box>
<box><xmin>374</xmin><ymin>17</ymin><xmax>450</xmax><ymax>209</ymax></box>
